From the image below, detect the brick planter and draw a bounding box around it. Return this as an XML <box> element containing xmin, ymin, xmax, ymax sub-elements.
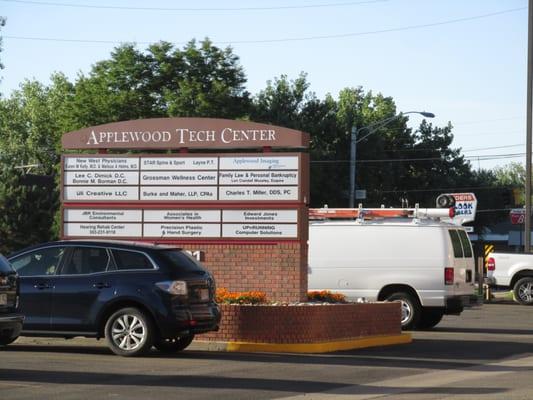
<box><xmin>201</xmin><ymin>302</ymin><xmax>401</xmax><ymax>344</ymax></box>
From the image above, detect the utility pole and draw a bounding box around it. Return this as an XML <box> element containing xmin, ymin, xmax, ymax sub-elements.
<box><xmin>349</xmin><ymin>126</ymin><xmax>357</xmax><ymax>208</ymax></box>
<box><xmin>525</xmin><ymin>0</ymin><xmax>533</xmax><ymax>252</ymax></box>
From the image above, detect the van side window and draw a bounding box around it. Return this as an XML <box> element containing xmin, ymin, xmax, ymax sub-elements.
<box><xmin>448</xmin><ymin>230</ymin><xmax>463</xmax><ymax>258</ymax></box>
<box><xmin>458</xmin><ymin>230</ymin><xmax>473</xmax><ymax>258</ymax></box>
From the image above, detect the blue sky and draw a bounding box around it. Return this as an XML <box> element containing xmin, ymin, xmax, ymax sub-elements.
<box><xmin>0</xmin><ymin>0</ymin><xmax>528</xmax><ymax>171</ymax></box>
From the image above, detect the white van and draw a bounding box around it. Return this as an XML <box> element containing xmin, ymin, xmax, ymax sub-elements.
<box><xmin>308</xmin><ymin>217</ymin><xmax>478</xmax><ymax>329</ymax></box>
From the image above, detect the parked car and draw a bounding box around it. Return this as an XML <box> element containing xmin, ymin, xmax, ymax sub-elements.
<box><xmin>8</xmin><ymin>240</ymin><xmax>220</xmax><ymax>356</ymax></box>
<box><xmin>0</xmin><ymin>253</ymin><xmax>24</xmax><ymax>346</ymax></box>
<box><xmin>308</xmin><ymin>218</ymin><xmax>479</xmax><ymax>330</ymax></box>
<box><xmin>485</xmin><ymin>252</ymin><xmax>533</xmax><ymax>305</ymax></box>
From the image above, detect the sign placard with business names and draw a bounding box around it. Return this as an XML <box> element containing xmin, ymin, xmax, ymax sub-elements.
<box><xmin>141</xmin><ymin>157</ymin><xmax>218</xmax><ymax>170</ymax></box>
<box><xmin>64</xmin><ymin>209</ymin><xmax>142</xmax><ymax>222</ymax></box>
<box><xmin>222</xmin><ymin>210</ymin><xmax>298</xmax><ymax>223</ymax></box>
<box><xmin>64</xmin><ymin>157</ymin><xmax>139</xmax><ymax>170</ymax></box>
<box><xmin>143</xmin><ymin>210</ymin><xmax>220</xmax><ymax>222</ymax></box>
<box><xmin>62</xmin><ymin>154</ymin><xmax>302</xmax><ymax>203</ymax></box>
<box><xmin>222</xmin><ymin>224</ymin><xmax>298</xmax><ymax>238</ymax></box>
<box><xmin>62</xmin><ymin>207</ymin><xmax>299</xmax><ymax>239</ymax></box>
<box><xmin>64</xmin><ymin>223</ymin><xmax>142</xmax><ymax>237</ymax></box>
<box><xmin>144</xmin><ymin>223</ymin><xmax>221</xmax><ymax>238</ymax></box>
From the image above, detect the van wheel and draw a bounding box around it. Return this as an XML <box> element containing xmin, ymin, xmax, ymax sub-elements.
<box><xmin>386</xmin><ymin>292</ymin><xmax>421</xmax><ymax>330</ymax></box>
<box><xmin>0</xmin><ymin>334</ymin><xmax>18</xmax><ymax>346</ymax></box>
<box><xmin>155</xmin><ymin>334</ymin><xmax>195</xmax><ymax>353</ymax></box>
<box><xmin>104</xmin><ymin>307</ymin><xmax>154</xmax><ymax>357</ymax></box>
<box><xmin>417</xmin><ymin>309</ymin><xmax>444</xmax><ymax>330</ymax></box>
<box><xmin>513</xmin><ymin>277</ymin><xmax>533</xmax><ymax>305</ymax></box>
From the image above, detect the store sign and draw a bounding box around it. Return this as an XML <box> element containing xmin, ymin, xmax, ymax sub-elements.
<box><xmin>440</xmin><ymin>192</ymin><xmax>477</xmax><ymax>225</ymax></box>
<box><xmin>510</xmin><ymin>208</ymin><xmax>526</xmax><ymax>225</ymax></box>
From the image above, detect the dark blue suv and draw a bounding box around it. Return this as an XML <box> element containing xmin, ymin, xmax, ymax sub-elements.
<box><xmin>0</xmin><ymin>254</ymin><xmax>24</xmax><ymax>347</ymax></box>
<box><xmin>8</xmin><ymin>241</ymin><xmax>220</xmax><ymax>356</ymax></box>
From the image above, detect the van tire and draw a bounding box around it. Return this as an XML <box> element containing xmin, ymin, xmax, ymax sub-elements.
<box><xmin>417</xmin><ymin>309</ymin><xmax>444</xmax><ymax>330</ymax></box>
<box><xmin>386</xmin><ymin>292</ymin><xmax>421</xmax><ymax>330</ymax></box>
<box><xmin>513</xmin><ymin>277</ymin><xmax>533</xmax><ymax>305</ymax></box>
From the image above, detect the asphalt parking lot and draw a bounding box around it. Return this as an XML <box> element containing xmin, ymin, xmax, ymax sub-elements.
<box><xmin>1</xmin><ymin>301</ymin><xmax>532</xmax><ymax>400</ymax></box>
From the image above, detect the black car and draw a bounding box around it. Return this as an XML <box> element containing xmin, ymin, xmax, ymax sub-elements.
<box><xmin>0</xmin><ymin>253</ymin><xmax>24</xmax><ymax>347</ymax></box>
<box><xmin>8</xmin><ymin>241</ymin><xmax>220</xmax><ymax>356</ymax></box>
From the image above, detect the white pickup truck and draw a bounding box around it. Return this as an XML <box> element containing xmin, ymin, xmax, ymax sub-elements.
<box><xmin>485</xmin><ymin>252</ymin><xmax>533</xmax><ymax>305</ymax></box>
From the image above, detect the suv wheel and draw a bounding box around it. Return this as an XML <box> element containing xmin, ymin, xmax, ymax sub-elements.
<box><xmin>513</xmin><ymin>277</ymin><xmax>533</xmax><ymax>305</ymax></box>
<box><xmin>104</xmin><ymin>307</ymin><xmax>154</xmax><ymax>356</ymax></box>
<box><xmin>155</xmin><ymin>334</ymin><xmax>195</xmax><ymax>354</ymax></box>
<box><xmin>386</xmin><ymin>292</ymin><xmax>421</xmax><ymax>330</ymax></box>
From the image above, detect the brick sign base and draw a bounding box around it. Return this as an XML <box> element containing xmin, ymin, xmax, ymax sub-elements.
<box><xmin>181</xmin><ymin>242</ymin><xmax>307</xmax><ymax>302</ymax></box>
<box><xmin>200</xmin><ymin>302</ymin><xmax>401</xmax><ymax>344</ymax></box>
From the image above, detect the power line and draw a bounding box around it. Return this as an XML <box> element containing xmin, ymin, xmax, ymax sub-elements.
<box><xmin>3</xmin><ymin>6</ymin><xmax>525</xmax><ymax>45</ymax></box>
<box><xmin>311</xmin><ymin>152</ymin><xmax>525</xmax><ymax>164</ymax></box>
<box><xmin>0</xmin><ymin>0</ymin><xmax>388</xmax><ymax>11</ymax></box>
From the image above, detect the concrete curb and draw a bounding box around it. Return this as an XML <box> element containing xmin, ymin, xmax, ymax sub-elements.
<box><xmin>195</xmin><ymin>333</ymin><xmax>412</xmax><ymax>353</ymax></box>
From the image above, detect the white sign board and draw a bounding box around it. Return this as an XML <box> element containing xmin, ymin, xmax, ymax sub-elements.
<box><xmin>64</xmin><ymin>209</ymin><xmax>142</xmax><ymax>222</ymax></box>
<box><xmin>141</xmin><ymin>157</ymin><xmax>218</xmax><ymax>170</ymax></box>
<box><xmin>219</xmin><ymin>171</ymin><xmax>298</xmax><ymax>185</ymax></box>
<box><xmin>140</xmin><ymin>187</ymin><xmax>217</xmax><ymax>201</ymax></box>
<box><xmin>65</xmin><ymin>171</ymin><xmax>139</xmax><ymax>185</ymax></box>
<box><xmin>143</xmin><ymin>223</ymin><xmax>220</xmax><ymax>238</ymax></box>
<box><xmin>219</xmin><ymin>156</ymin><xmax>298</xmax><ymax>170</ymax></box>
<box><xmin>64</xmin><ymin>223</ymin><xmax>142</xmax><ymax>237</ymax></box>
<box><xmin>64</xmin><ymin>186</ymin><xmax>139</xmax><ymax>201</ymax></box>
<box><xmin>64</xmin><ymin>157</ymin><xmax>139</xmax><ymax>170</ymax></box>
<box><xmin>143</xmin><ymin>210</ymin><xmax>220</xmax><ymax>222</ymax></box>
<box><xmin>219</xmin><ymin>186</ymin><xmax>298</xmax><ymax>201</ymax></box>
<box><xmin>222</xmin><ymin>210</ymin><xmax>298</xmax><ymax>223</ymax></box>
<box><xmin>222</xmin><ymin>224</ymin><xmax>297</xmax><ymax>238</ymax></box>
<box><xmin>141</xmin><ymin>171</ymin><xmax>217</xmax><ymax>185</ymax></box>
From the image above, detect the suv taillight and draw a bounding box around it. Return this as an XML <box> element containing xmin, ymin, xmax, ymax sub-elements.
<box><xmin>445</xmin><ymin>267</ymin><xmax>454</xmax><ymax>285</ymax></box>
<box><xmin>487</xmin><ymin>257</ymin><xmax>495</xmax><ymax>271</ymax></box>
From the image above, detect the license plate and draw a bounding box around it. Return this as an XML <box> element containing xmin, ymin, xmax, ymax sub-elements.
<box><xmin>0</xmin><ymin>294</ymin><xmax>6</xmax><ymax>305</ymax></box>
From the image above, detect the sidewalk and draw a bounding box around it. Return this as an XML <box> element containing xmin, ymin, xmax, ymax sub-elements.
<box><xmin>485</xmin><ymin>290</ymin><xmax>516</xmax><ymax>304</ymax></box>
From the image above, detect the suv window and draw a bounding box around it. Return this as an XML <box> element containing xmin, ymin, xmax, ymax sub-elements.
<box><xmin>112</xmin><ymin>249</ymin><xmax>153</xmax><ymax>270</ymax></box>
<box><xmin>458</xmin><ymin>230</ymin><xmax>473</xmax><ymax>258</ymax></box>
<box><xmin>10</xmin><ymin>247</ymin><xmax>65</xmax><ymax>276</ymax></box>
<box><xmin>0</xmin><ymin>254</ymin><xmax>13</xmax><ymax>273</ymax></box>
<box><xmin>158</xmin><ymin>250</ymin><xmax>206</xmax><ymax>273</ymax></box>
<box><xmin>61</xmin><ymin>247</ymin><xmax>110</xmax><ymax>275</ymax></box>
<box><xmin>448</xmin><ymin>230</ymin><xmax>464</xmax><ymax>258</ymax></box>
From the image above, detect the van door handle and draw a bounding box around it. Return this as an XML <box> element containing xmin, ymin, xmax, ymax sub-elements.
<box><xmin>93</xmin><ymin>282</ymin><xmax>110</xmax><ymax>289</ymax></box>
<box><xmin>34</xmin><ymin>283</ymin><xmax>51</xmax><ymax>290</ymax></box>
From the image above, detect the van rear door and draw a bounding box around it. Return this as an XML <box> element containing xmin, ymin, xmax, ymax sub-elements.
<box><xmin>447</xmin><ymin>229</ymin><xmax>476</xmax><ymax>297</ymax></box>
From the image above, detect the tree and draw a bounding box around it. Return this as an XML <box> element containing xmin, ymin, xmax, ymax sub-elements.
<box><xmin>0</xmin><ymin>78</ymin><xmax>73</xmax><ymax>253</ymax></box>
<box><xmin>70</xmin><ymin>39</ymin><xmax>250</xmax><ymax>126</ymax></box>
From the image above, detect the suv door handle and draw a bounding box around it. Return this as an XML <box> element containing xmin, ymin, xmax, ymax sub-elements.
<box><xmin>93</xmin><ymin>282</ymin><xmax>111</xmax><ymax>289</ymax></box>
<box><xmin>34</xmin><ymin>283</ymin><xmax>51</xmax><ymax>290</ymax></box>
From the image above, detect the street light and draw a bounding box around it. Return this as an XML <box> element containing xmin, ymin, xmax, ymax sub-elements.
<box><xmin>348</xmin><ymin>111</ymin><xmax>435</xmax><ymax>208</ymax></box>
